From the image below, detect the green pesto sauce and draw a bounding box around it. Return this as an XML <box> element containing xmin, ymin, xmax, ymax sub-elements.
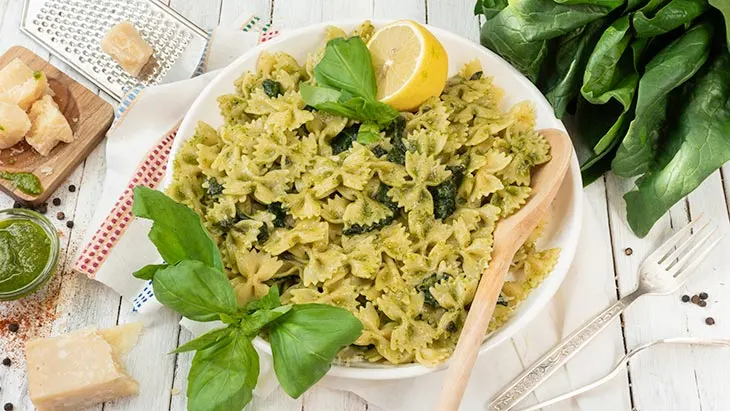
<box><xmin>0</xmin><ymin>172</ymin><xmax>43</xmax><ymax>195</ymax></box>
<box><xmin>0</xmin><ymin>219</ymin><xmax>51</xmax><ymax>292</ymax></box>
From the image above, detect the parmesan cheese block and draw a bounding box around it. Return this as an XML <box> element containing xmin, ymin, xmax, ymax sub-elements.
<box><xmin>26</xmin><ymin>323</ymin><xmax>143</xmax><ymax>411</ymax></box>
<box><xmin>0</xmin><ymin>58</ymin><xmax>49</xmax><ymax>110</ymax></box>
<box><xmin>101</xmin><ymin>21</ymin><xmax>154</xmax><ymax>77</ymax></box>
<box><xmin>0</xmin><ymin>101</ymin><xmax>31</xmax><ymax>149</ymax></box>
<box><xmin>26</xmin><ymin>95</ymin><xmax>74</xmax><ymax>156</ymax></box>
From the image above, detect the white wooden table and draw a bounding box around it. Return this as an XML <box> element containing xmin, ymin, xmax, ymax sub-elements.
<box><xmin>2</xmin><ymin>0</ymin><xmax>730</xmax><ymax>410</ymax></box>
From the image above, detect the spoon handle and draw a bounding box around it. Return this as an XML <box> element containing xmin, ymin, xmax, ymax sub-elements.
<box><xmin>435</xmin><ymin>253</ymin><xmax>512</xmax><ymax>411</ymax></box>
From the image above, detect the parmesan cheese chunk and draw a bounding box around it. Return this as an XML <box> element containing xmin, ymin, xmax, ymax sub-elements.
<box><xmin>101</xmin><ymin>21</ymin><xmax>154</xmax><ymax>77</ymax></box>
<box><xmin>0</xmin><ymin>58</ymin><xmax>49</xmax><ymax>110</ymax></box>
<box><xmin>26</xmin><ymin>95</ymin><xmax>74</xmax><ymax>156</ymax></box>
<box><xmin>26</xmin><ymin>323</ymin><xmax>143</xmax><ymax>411</ymax></box>
<box><xmin>0</xmin><ymin>101</ymin><xmax>30</xmax><ymax>149</ymax></box>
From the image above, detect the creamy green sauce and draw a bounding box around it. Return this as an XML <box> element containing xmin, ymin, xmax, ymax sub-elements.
<box><xmin>0</xmin><ymin>171</ymin><xmax>43</xmax><ymax>195</ymax></box>
<box><xmin>0</xmin><ymin>219</ymin><xmax>51</xmax><ymax>293</ymax></box>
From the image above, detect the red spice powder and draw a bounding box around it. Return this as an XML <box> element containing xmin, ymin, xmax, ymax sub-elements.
<box><xmin>0</xmin><ymin>275</ymin><xmax>61</xmax><ymax>365</ymax></box>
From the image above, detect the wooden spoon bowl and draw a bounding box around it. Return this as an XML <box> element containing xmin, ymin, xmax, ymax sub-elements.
<box><xmin>436</xmin><ymin>128</ymin><xmax>573</xmax><ymax>411</ymax></box>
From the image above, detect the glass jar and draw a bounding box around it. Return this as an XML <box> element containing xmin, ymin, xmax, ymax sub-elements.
<box><xmin>0</xmin><ymin>208</ymin><xmax>60</xmax><ymax>301</ymax></box>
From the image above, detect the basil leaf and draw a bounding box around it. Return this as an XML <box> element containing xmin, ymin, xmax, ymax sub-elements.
<box><xmin>357</xmin><ymin>122</ymin><xmax>381</xmax><ymax>144</ymax></box>
<box><xmin>152</xmin><ymin>260</ymin><xmax>237</xmax><ymax>322</ymax></box>
<box><xmin>241</xmin><ymin>305</ymin><xmax>292</xmax><ymax>336</ymax></box>
<box><xmin>314</xmin><ymin>37</ymin><xmax>377</xmax><ymax>100</ymax></box>
<box><xmin>132</xmin><ymin>263</ymin><xmax>167</xmax><ymax>280</ymax></box>
<box><xmin>624</xmin><ymin>47</ymin><xmax>730</xmax><ymax>237</ymax></box>
<box><xmin>187</xmin><ymin>329</ymin><xmax>259</xmax><ymax>411</ymax></box>
<box><xmin>171</xmin><ymin>327</ymin><xmax>231</xmax><ymax>354</ymax></box>
<box><xmin>132</xmin><ymin>186</ymin><xmax>223</xmax><ymax>270</ymax></box>
<box><xmin>243</xmin><ymin>285</ymin><xmax>281</xmax><ymax>313</ymax></box>
<box><xmin>612</xmin><ymin>21</ymin><xmax>713</xmax><ymax>177</ymax></box>
<box><xmin>633</xmin><ymin>0</ymin><xmax>709</xmax><ymax>39</ymax></box>
<box><xmin>269</xmin><ymin>304</ymin><xmax>362</xmax><ymax>398</ymax></box>
<box><xmin>300</xmin><ymin>83</ymin><xmax>398</xmax><ymax>124</ymax></box>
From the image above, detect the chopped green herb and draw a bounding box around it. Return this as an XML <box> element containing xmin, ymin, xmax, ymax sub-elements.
<box><xmin>32</xmin><ymin>71</ymin><xmax>42</xmax><ymax>80</ymax></box>
<box><xmin>206</xmin><ymin>177</ymin><xmax>224</xmax><ymax>197</ymax></box>
<box><xmin>370</xmin><ymin>145</ymin><xmax>388</xmax><ymax>157</ymax></box>
<box><xmin>262</xmin><ymin>79</ymin><xmax>283</xmax><ymax>98</ymax></box>
<box><xmin>469</xmin><ymin>71</ymin><xmax>483</xmax><ymax>80</ymax></box>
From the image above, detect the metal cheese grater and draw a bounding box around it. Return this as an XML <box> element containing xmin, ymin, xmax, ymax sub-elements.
<box><xmin>20</xmin><ymin>0</ymin><xmax>209</xmax><ymax>102</ymax></box>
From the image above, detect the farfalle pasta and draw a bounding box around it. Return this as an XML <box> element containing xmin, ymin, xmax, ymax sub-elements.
<box><xmin>167</xmin><ymin>22</ymin><xmax>560</xmax><ymax>367</ymax></box>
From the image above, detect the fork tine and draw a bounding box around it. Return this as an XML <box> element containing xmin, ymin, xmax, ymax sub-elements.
<box><xmin>670</xmin><ymin>230</ymin><xmax>724</xmax><ymax>279</ymax></box>
<box><xmin>647</xmin><ymin>217</ymin><xmax>702</xmax><ymax>262</ymax></box>
<box><xmin>661</xmin><ymin>222</ymin><xmax>711</xmax><ymax>267</ymax></box>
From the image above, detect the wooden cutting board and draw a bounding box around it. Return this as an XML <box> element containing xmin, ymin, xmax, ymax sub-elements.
<box><xmin>0</xmin><ymin>46</ymin><xmax>114</xmax><ymax>206</ymax></box>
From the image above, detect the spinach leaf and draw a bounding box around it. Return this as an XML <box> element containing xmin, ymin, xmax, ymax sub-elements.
<box><xmin>262</xmin><ymin>79</ymin><xmax>283</xmax><ymax>98</ymax></box>
<box><xmin>581</xmin><ymin>16</ymin><xmax>634</xmax><ymax>105</ymax></box>
<box><xmin>633</xmin><ymin>0</ymin><xmax>708</xmax><ymax>38</ymax></box>
<box><xmin>386</xmin><ymin>116</ymin><xmax>407</xmax><ymax>165</ymax></box>
<box><xmin>612</xmin><ymin>21</ymin><xmax>713</xmax><ymax>177</ymax></box>
<box><xmin>171</xmin><ymin>327</ymin><xmax>231</xmax><ymax>354</ymax></box>
<box><xmin>330</xmin><ymin>124</ymin><xmax>360</xmax><ymax>155</ymax></box>
<box><xmin>132</xmin><ymin>186</ymin><xmax>223</xmax><ymax>270</ymax></box>
<box><xmin>474</xmin><ymin>0</ymin><xmax>508</xmax><ymax>19</ymax></box>
<box><xmin>205</xmin><ymin>177</ymin><xmax>224</xmax><ymax>197</ymax></box>
<box><xmin>624</xmin><ymin>47</ymin><xmax>730</xmax><ymax>237</ymax></box>
<box><xmin>416</xmin><ymin>273</ymin><xmax>452</xmax><ymax>307</ymax></box>
<box><xmin>152</xmin><ymin>260</ymin><xmax>237</xmax><ymax>322</ymax></box>
<box><xmin>429</xmin><ymin>165</ymin><xmax>464</xmax><ymax>220</ymax></box>
<box><xmin>267</xmin><ymin>202</ymin><xmax>287</xmax><ymax>228</ymax></box>
<box><xmin>539</xmin><ymin>19</ymin><xmax>606</xmax><ymax>117</ymax></box>
<box><xmin>187</xmin><ymin>330</ymin><xmax>259</xmax><ymax>411</ymax></box>
<box><xmin>313</xmin><ymin>37</ymin><xmax>377</xmax><ymax>100</ymax></box>
<box><xmin>269</xmin><ymin>304</ymin><xmax>362</xmax><ymax>398</ymax></box>
<box><xmin>132</xmin><ymin>263</ymin><xmax>167</xmax><ymax>280</ymax></box>
<box><xmin>710</xmin><ymin>0</ymin><xmax>730</xmax><ymax>49</ymax></box>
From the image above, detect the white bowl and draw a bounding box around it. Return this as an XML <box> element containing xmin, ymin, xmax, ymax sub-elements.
<box><xmin>162</xmin><ymin>20</ymin><xmax>583</xmax><ymax>380</ymax></box>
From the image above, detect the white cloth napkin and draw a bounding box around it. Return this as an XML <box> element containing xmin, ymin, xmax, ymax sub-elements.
<box><xmin>74</xmin><ymin>14</ymin><xmax>621</xmax><ymax>410</ymax></box>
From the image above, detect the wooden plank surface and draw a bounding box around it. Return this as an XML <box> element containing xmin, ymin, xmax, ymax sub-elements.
<box><xmin>1</xmin><ymin>0</ymin><xmax>730</xmax><ymax>410</ymax></box>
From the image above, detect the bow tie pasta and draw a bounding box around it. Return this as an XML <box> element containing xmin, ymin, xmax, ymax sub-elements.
<box><xmin>167</xmin><ymin>23</ymin><xmax>560</xmax><ymax>367</ymax></box>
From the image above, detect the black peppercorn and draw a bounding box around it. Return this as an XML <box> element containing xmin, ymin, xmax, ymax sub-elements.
<box><xmin>66</xmin><ymin>220</ymin><xmax>74</xmax><ymax>229</ymax></box>
<box><xmin>698</xmin><ymin>300</ymin><xmax>707</xmax><ymax>308</ymax></box>
<box><xmin>706</xmin><ymin>317</ymin><xmax>716</xmax><ymax>326</ymax></box>
<box><xmin>36</xmin><ymin>203</ymin><xmax>47</xmax><ymax>214</ymax></box>
<box><xmin>52</xmin><ymin>197</ymin><xmax>61</xmax><ymax>206</ymax></box>
<box><xmin>4</xmin><ymin>403</ymin><xmax>12</xmax><ymax>411</ymax></box>
<box><xmin>699</xmin><ymin>292</ymin><xmax>709</xmax><ymax>300</ymax></box>
<box><xmin>56</xmin><ymin>211</ymin><xmax>65</xmax><ymax>220</ymax></box>
<box><xmin>7</xmin><ymin>323</ymin><xmax>18</xmax><ymax>333</ymax></box>
<box><xmin>681</xmin><ymin>295</ymin><xmax>690</xmax><ymax>303</ymax></box>
<box><xmin>2</xmin><ymin>358</ymin><xmax>10</xmax><ymax>366</ymax></box>
<box><xmin>68</xmin><ymin>184</ymin><xmax>76</xmax><ymax>192</ymax></box>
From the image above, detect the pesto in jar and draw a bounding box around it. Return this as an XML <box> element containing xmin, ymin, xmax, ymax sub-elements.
<box><xmin>0</xmin><ymin>218</ymin><xmax>51</xmax><ymax>293</ymax></box>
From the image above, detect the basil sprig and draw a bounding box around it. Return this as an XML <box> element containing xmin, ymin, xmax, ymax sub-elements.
<box><xmin>300</xmin><ymin>36</ymin><xmax>399</xmax><ymax>126</ymax></box>
<box><xmin>131</xmin><ymin>186</ymin><xmax>363</xmax><ymax>411</ymax></box>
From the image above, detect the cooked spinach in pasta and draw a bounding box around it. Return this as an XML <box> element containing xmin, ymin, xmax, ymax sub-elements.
<box><xmin>168</xmin><ymin>22</ymin><xmax>560</xmax><ymax>367</ymax></box>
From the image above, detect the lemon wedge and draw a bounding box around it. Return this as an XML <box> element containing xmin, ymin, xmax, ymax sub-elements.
<box><xmin>367</xmin><ymin>20</ymin><xmax>448</xmax><ymax>112</ymax></box>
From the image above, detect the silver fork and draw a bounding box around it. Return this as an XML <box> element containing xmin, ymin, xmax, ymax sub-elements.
<box><xmin>514</xmin><ymin>337</ymin><xmax>730</xmax><ymax>411</ymax></box>
<box><xmin>488</xmin><ymin>218</ymin><xmax>724</xmax><ymax>411</ymax></box>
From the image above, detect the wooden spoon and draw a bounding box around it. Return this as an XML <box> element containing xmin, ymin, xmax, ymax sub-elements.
<box><xmin>435</xmin><ymin>128</ymin><xmax>573</xmax><ymax>411</ymax></box>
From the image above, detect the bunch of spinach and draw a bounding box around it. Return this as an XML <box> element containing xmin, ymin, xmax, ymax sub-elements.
<box><xmin>131</xmin><ymin>186</ymin><xmax>362</xmax><ymax>411</ymax></box>
<box><xmin>476</xmin><ymin>0</ymin><xmax>730</xmax><ymax>237</ymax></box>
<box><xmin>300</xmin><ymin>36</ymin><xmax>399</xmax><ymax>144</ymax></box>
